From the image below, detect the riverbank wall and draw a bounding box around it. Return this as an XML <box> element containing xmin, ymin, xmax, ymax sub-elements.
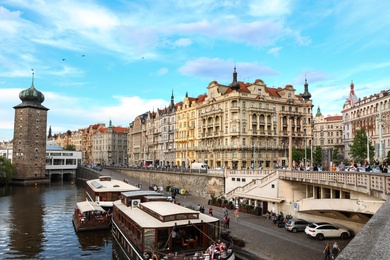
<box><xmin>76</xmin><ymin>167</ymin><xmax>225</xmax><ymax>199</ymax></box>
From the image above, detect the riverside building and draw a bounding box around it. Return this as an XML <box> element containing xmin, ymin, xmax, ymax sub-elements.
<box><xmin>342</xmin><ymin>82</ymin><xmax>390</xmax><ymax>162</ymax></box>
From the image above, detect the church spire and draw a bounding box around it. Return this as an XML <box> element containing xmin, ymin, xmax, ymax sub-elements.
<box><xmin>230</xmin><ymin>64</ymin><xmax>240</xmax><ymax>91</ymax></box>
<box><xmin>302</xmin><ymin>77</ymin><xmax>311</xmax><ymax>100</ymax></box>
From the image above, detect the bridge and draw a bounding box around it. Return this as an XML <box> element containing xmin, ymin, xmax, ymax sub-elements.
<box><xmin>223</xmin><ymin>169</ymin><xmax>389</xmax><ymax>232</ymax></box>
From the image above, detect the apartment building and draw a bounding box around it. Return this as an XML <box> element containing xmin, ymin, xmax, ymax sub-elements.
<box><xmin>191</xmin><ymin>67</ymin><xmax>313</xmax><ymax>169</ymax></box>
<box><xmin>313</xmin><ymin>106</ymin><xmax>343</xmax><ymax>168</ymax></box>
<box><xmin>342</xmin><ymin>82</ymin><xmax>390</xmax><ymax>161</ymax></box>
<box><xmin>92</xmin><ymin>120</ymin><xmax>128</xmax><ymax>165</ymax></box>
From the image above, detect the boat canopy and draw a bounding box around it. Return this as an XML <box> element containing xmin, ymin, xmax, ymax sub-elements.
<box><xmin>76</xmin><ymin>201</ymin><xmax>106</xmax><ymax>213</ymax></box>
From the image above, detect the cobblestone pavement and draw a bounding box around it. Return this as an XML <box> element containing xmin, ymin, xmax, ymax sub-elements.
<box><xmin>103</xmin><ymin>169</ymin><xmax>353</xmax><ymax>260</ymax></box>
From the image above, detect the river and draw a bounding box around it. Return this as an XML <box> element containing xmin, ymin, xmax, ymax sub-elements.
<box><xmin>0</xmin><ymin>180</ymin><xmax>126</xmax><ymax>260</ymax></box>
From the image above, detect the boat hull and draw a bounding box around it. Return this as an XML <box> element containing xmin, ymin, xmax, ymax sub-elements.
<box><xmin>72</xmin><ymin>213</ymin><xmax>111</xmax><ymax>232</ymax></box>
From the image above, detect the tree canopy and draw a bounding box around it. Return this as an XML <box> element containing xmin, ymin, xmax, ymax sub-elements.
<box><xmin>0</xmin><ymin>157</ymin><xmax>15</xmax><ymax>185</ymax></box>
<box><xmin>349</xmin><ymin>129</ymin><xmax>375</xmax><ymax>163</ymax></box>
<box><xmin>64</xmin><ymin>144</ymin><xmax>76</xmax><ymax>151</ymax></box>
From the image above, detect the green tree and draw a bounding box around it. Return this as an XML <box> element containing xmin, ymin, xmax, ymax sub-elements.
<box><xmin>292</xmin><ymin>148</ymin><xmax>304</xmax><ymax>166</ymax></box>
<box><xmin>386</xmin><ymin>151</ymin><xmax>390</xmax><ymax>163</ymax></box>
<box><xmin>332</xmin><ymin>148</ymin><xmax>340</xmax><ymax>165</ymax></box>
<box><xmin>313</xmin><ymin>146</ymin><xmax>322</xmax><ymax>166</ymax></box>
<box><xmin>349</xmin><ymin>129</ymin><xmax>375</xmax><ymax>163</ymax></box>
<box><xmin>64</xmin><ymin>144</ymin><xmax>76</xmax><ymax>151</ymax></box>
<box><xmin>0</xmin><ymin>157</ymin><xmax>15</xmax><ymax>185</ymax></box>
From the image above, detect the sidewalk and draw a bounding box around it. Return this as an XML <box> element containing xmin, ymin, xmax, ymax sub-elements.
<box><xmin>104</xmin><ymin>169</ymin><xmax>270</xmax><ymax>260</ymax></box>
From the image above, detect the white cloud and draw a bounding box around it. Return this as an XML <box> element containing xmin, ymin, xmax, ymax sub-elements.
<box><xmin>249</xmin><ymin>0</ymin><xmax>292</xmax><ymax>17</ymax></box>
<box><xmin>178</xmin><ymin>57</ymin><xmax>279</xmax><ymax>82</ymax></box>
<box><xmin>268</xmin><ymin>47</ymin><xmax>282</xmax><ymax>56</ymax></box>
<box><xmin>157</xmin><ymin>68</ymin><xmax>168</xmax><ymax>76</ymax></box>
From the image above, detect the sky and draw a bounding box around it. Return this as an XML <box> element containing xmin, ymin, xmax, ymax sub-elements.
<box><xmin>1</xmin><ymin>0</ymin><xmax>390</xmax><ymax>142</ymax></box>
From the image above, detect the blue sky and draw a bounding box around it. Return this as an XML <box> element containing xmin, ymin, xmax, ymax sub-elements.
<box><xmin>1</xmin><ymin>0</ymin><xmax>390</xmax><ymax>141</ymax></box>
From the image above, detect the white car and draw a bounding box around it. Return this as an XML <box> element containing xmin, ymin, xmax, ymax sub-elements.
<box><xmin>305</xmin><ymin>222</ymin><xmax>350</xmax><ymax>240</ymax></box>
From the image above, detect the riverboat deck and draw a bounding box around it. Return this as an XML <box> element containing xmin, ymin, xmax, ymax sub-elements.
<box><xmin>72</xmin><ymin>201</ymin><xmax>111</xmax><ymax>232</ymax></box>
<box><xmin>112</xmin><ymin>190</ymin><xmax>235</xmax><ymax>260</ymax></box>
<box><xmin>86</xmin><ymin>176</ymin><xmax>139</xmax><ymax>208</ymax></box>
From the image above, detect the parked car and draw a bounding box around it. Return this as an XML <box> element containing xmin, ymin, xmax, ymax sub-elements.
<box><xmin>285</xmin><ymin>219</ymin><xmax>311</xmax><ymax>233</ymax></box>
<box><xmin>305</xmin><ymin>222</ymin><xmax>350</xmax><ymax>240</ymax></box>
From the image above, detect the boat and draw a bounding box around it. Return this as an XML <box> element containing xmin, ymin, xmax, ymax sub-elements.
<box><xmin>86</xmin><ymin>176</ymin><xmax>140</xmax><ymax>209</ymax></box>
<box><xmin>111</xmin><ymin>190</ymin><xmax>235</xmax><ymax>260</ymax></box>
<box><xmin>72</xmin><ymin>200</ymin><xmax>111</xmax><ymax>232</ymax></box>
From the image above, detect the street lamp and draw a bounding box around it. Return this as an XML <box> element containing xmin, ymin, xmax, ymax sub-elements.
<box><xmin>304</xmin><ymin>131</ymin><xmax>307</xmax><ymax>171</ymax></box>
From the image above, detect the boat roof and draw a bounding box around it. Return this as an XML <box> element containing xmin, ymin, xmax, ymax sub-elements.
<box><xmin>77</xmin><ymin>201</ymin><xmax>106</xmax><ymax>213</ymax></box>
<box><xmin>86</xmin><ymin>176</ymin><xmax>139</xmax><ymax>192</ymax></box>
<box><xmin>113</xmin><ymin>200</ymin><xmax>219</xmax><ymax>228</ymax></box>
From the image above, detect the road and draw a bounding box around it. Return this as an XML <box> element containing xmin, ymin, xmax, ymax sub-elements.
<box><xmin>102</xmin><ymin>168</ymin><xmax>353</xmax><ymax>260</ymax></box>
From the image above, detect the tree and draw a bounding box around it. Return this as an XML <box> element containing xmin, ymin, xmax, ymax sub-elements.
<box><xmin>64</xmin><ymin>144</ymin><xmax>76</xmax><ymax>151</ymax></box>
<box><xmin>349</xmin><ymin>129</ymin><xmax>375</xmax><ymax>163</ymax></box>
<box><xmin>332</xmin><ymin>147</ymin><xmax>343</xmax><ymax>165</ymax></box>
<box><xmin>313</xmin><ymin>146</ymin><xmax>322</xmax><ymax>166</ymax></box>
<box><xmin>386</xmin><ymin>151</ymin><xmax>390</xmax><ymax>163</ymax></box>
<box><xmin>292</xmin><ymin>148</ymin><xmax>304</xmax><ymax>166</ymax></box>
<box><xmin>0</xmin><ymin>157</ymin><xmax>15</xmax><ymax>185</ymax></box>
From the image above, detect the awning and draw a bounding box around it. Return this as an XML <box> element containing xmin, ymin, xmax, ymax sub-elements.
<box><xmin>76</xmin><ymin>201</ymin><xmax>106</xmax><ymax>213</ymax></box>
<box><xmin>233</xmin><ymin>193</ymin><xmax>285</xmax><ymax>203</ymax></box>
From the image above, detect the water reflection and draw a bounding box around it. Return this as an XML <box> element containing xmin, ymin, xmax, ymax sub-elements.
<box><xmin>9</xmin><ymin>185</ymin><xmax>45</xmax><ymax>259</ymax></box>
<box><xmin>0</xmin><ymin>181</ymin><xmax>118</xmax><ymax>259</ymax></box>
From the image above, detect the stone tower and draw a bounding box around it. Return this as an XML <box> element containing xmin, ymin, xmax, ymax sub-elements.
<box><xmin>12</xmin><ymin>72</ymin><xmax>49</xmax><ymax>182</ymax></box>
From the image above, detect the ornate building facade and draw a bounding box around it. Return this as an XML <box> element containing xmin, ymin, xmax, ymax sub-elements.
<box><xmin>342</xmin><ymin>82</ymin><xmax>390</xmax><ymax>162</ymax></box>
<box><xmin>192</xmin><ymin>67</ymin><xmax>313</xmax><ymax>169</ymax></box>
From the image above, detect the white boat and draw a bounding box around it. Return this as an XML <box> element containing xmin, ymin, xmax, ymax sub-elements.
<box><xmin>72</xmin><ymin>200</ymin><xmax>111</xmax><ymax>232</ymax></box>
<box><xmin>85</xmin><ymin>176</ymin><xmax>140</xmax><ymax>208</ymax></box>
<box><xmin>112</xmin><ymin>190</ymin><xmax>235</xmax><ymax>260</ymax></box>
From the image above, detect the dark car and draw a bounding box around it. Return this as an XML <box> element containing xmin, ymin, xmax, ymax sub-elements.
<box><xmin>285</xmin><ymin>219</ymin><xmax>311</xmax><ymax>233</ymax></box>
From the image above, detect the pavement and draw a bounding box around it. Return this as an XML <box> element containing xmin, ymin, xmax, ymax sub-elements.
<box><xmin>103</xmin><ymin>168</ymin><xmax>270</xmax><ymax>260</ymax></box>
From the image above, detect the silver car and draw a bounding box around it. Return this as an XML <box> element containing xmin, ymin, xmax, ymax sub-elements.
<box><xmin>285</xmin><ymin>219</ymin><xmax>311</xmax><ymax>233</ymax></box>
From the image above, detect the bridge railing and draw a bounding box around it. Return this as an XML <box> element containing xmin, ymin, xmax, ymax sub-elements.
<box><xmin>277</xmin><ymin>170</ymin><xmax>390</xmax><ymax>200</ymax></box>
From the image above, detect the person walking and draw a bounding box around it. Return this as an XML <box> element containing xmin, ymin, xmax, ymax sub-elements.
<box><xmin>323</xmin><ymin>243</ymin><xmax>331</xmax><ymax>260</ymax></box>
<box><xmin>209</xmin><ymin>207</ymin><xmax>213</xmax><ymax>216</ymax></box>
<box><xmin>234</xmin><ymin>208</ymin><xmax>239</xmax><ymax>222</ymax></box>
<box><xmin>331</xmin><ymin>241</ymin><xmax>341</xmax><ymax>259</ymax></box>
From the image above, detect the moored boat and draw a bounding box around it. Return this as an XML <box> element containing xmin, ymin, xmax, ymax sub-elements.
<box><xmin>111</xmin><ymin>190</ymin><xmax>235</xmax><ymax>260</ymax></box>
<box><xmin>72</xmin><ymin>200</ymin><xmax>111</xmax><ymax>232</ymax></box>
<box><xmin>86</xmin><ymin>176</ymin><xmax>140</xmax><ymax>209</ymax></box>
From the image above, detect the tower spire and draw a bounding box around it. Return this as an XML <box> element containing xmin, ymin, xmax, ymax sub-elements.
<box><xmin>302</xmin><ymin>77</ymin><xmax>312</xmax><ymax>100</ymax></box>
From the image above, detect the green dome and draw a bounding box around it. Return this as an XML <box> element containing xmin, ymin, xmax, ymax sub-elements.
<box><xmin>19</xmin><ymin>83</ymin><xmax>45</xmax><ymax>104</ymax></box>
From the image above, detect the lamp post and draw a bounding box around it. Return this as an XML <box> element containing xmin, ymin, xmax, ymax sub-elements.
<box><xmin>366</xmin><ymin>130</ymin><xmax>370</xmax><ymax>164</ymax></box>
<box><xmin>304</xmin><ymin>131</ymin><xmax>307</xmax><ymax>171</ymax></box>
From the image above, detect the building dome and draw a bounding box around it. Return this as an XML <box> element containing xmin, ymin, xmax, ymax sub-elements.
<box><xmin>19</xmin><ymin>83</ymin><xmax>45</xmax><ymax>104</ymax></box>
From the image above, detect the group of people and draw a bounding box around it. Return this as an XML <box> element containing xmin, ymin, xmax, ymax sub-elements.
<box><xmin>323</xmin><ymin>242</ymin><xmax>341</xmax><ymax>259</ymax></box>
<box><xmin>203</xmin><ymin>239</ymin><xmax>227</xmax><ymax>260</ymax></box>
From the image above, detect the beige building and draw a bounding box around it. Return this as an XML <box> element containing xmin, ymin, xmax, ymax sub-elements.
<box><xmin>92</xmin><ymin>120</ymin><xmax>128</xmax><ymax>165</ymax></box>
<box><xmin>342</xmin><ymin>82</ymin><xmax>390</xmax><ymax>162</ymax></box>
<box><xmin>313</xmin><ymin>106</ymin><xmax>343</xmax><ymax>168</ymax></box>
<box><xmin>12</xmin><ymin>75</ymin><xmax>49</xmax><ymax>181</ymax></box>
<box><xmin>128</xmin><ymin>112</ymin><xmax>148</xmax><ymax>166</ymax></box>
<box><xmin>188</xmin><ymin>67</ymin><xmax>313</xmax><ymax>169</ymax></box>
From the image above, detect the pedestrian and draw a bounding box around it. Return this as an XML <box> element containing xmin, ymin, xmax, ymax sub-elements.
<box><xmin>323</xmin><ymin>243</ymin><xmax>331</xmax><ymax>260</ymax></box>
<box><xmin>223</xmin><ymin>206</ymin><xmax>228</xmax><ymax>216</ymax></box>
<box><xmin>331</xmin><ymin>241</ymin><xmax>341</xmax><ymax>259</ymax></box>
<box><xmin>234</xmin><ymin>208</ymin><xmax>239</xmax><ymax>222</ymax></box>
<box><xmin>209</xmin><ymin>207</ymin><xmax>213</xmax><ymax>216</ymax></box>
<box><xmin>226</xmin><ymin>215</ymin><xmax>230</xmax><ymax>229</ymax></box>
